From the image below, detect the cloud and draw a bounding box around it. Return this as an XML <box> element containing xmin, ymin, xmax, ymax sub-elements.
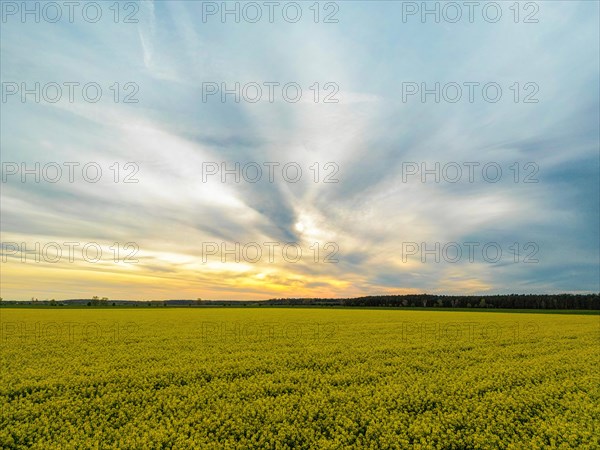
<box><xmin>1</xmin><ymin>1</ymin><xmax>598</xmax><ymax>299</ymax></box>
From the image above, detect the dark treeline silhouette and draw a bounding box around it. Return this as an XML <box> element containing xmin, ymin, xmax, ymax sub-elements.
<box><xmin>2</xmin><ymin>294</ymin><xmax>598</xmax><ymax>310</ymax></box>
<box><xmin>264</xmin><ymin>294</ymin><xmax>600</xmax><ymax>310</ymax></box>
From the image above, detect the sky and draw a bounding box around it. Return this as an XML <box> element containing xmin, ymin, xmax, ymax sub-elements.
<box><xmin>1</xmin><ymin>0</ymin><xmax>599</xmax><ymax>301</ymax></box>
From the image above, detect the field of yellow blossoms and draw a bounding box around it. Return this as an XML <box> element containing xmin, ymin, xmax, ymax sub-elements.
<box><xmin>1</xmin><ymin>308</ymin><xmax>598</xmax><ymax>449</ymax></box>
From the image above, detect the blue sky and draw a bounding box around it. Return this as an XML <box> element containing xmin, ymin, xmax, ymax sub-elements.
<box><xmin>1</xmin><ymin>1</ymin><xmax>598</xmax><ymax>300</ymax></box>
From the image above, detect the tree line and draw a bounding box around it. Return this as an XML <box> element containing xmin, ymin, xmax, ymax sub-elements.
<box><xmin>264</xmin><ymin>294</ymin><xmax>600</xmax><ymax>310</ymax></box>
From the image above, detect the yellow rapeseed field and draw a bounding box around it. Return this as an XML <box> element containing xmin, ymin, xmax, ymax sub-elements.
<box><xmin>1</xmin><ymin>308</ymin><xmax>598</xmax><ymax>449</ymax></box>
